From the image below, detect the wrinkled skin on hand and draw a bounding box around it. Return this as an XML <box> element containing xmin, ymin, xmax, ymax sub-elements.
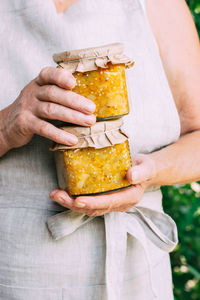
<box><xmin>0</xmin><ymin>66</ymin><xmax>96</xmax><ymax>152</ymax></box>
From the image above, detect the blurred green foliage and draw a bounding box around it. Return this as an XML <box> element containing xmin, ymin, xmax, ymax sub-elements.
<box><xmin>162</xmin><ymin>2</ymin><xmax>200</xmax><ymax>299</ymax></box>
<box><xmin>162</xmin><ymin>184</ymin><xmax>200</xmax><ymax>299</ymax></box>
<box><xmin>186</xmin><ymin>0</ymin><xmax>200</xmax><ymax>33</ymax></box>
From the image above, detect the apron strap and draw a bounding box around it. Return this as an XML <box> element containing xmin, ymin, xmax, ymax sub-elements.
<box><xmin>47</xmin><ymin>206</ymin><xmax>178</xmax><ymax>299</ymax></box>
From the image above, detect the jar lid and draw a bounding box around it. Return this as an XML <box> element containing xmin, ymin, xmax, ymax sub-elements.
<box><xmin>50</xmin><ymin>118</ymin><xmax>129</xmax><ymax>151</ymax></box>
<box><xmin>53</xmin><ymin>43</ymin><xmax>134</xmax><ymax>73</ymax></box>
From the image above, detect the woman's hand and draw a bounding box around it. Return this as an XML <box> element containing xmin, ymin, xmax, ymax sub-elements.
<box><xmin>49</xmin><ymin>154</ymin><xmax>157</xmax><ymax>216</ymax></box>
<box><xmin>0</xmin><ymin>66</ymin><xmax>96</xmax><ymax>154</ymax></box>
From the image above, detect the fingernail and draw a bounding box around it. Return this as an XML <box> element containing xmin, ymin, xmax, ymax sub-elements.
<box><xmin>85</xmin><ymin>115</ymin><xmax>96</xmax><ymax>125</ymax></box>
<box><xmin>69</xmin><ymin>78</ymin><xmax>76</xmax><ymax>88</ymax></box>
<box><xmin>68</xmin><ymin>135</ymin><xmax>78</xmax><ymax>145</ymax></box>
<box><xmin>74</xmin><ymin>201</ymin><xmax>86</xmax><ymax>208</ymax></box>
<box><xmin>49</xmin><ymin>190</ymin><xmax>58</xmax><ymax>200</ymax></box>
<box><xmin>55</xmin><ymin>193</ymin><xmax>69</xmax><ymax>204</ymax></box>
<box><xmin>131</xmin><ymin>171</ymin><xmax>138</xmax><ymax>183</ymax></box>
<box><xmin>57</xmin><ymin>197</ymin><xmax>67</xmax><ymax>204</ymax></box>
<box><xmin>85</xmin><ymin>102</ymin><xmax>96</xmax><ymax>113</ymax></box>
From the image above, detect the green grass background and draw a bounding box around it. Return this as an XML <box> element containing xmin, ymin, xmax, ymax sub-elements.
<box><xmin>162</xmin><ymin>3</ymin><xmax>200</xmax><ymax>299</ymax></box>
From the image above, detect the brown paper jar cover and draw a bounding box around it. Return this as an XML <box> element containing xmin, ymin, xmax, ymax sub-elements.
<box><xmin>53</xmin><ymin>43</ymin><xmax>134</xmax><ymax>121</ymax></box>
<box><xmin>50</xmin><ymin>119</ymin><xmax>132</xmax><ymax>196</ymax></box>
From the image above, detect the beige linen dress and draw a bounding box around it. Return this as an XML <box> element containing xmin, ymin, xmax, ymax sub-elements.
<box><xmin>0</xmin><ymin>0</ymin><xmax>180</xmax><ymax>299</ymax></box>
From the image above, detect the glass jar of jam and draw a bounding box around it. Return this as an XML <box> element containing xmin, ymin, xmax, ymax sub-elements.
<box><xmin>53</xmin><ymin>43</ymin><xmax>134</xmax><ymax>121</ymax></box>
<box><xmin>50</xmin><ymin>119</ymin><xmax>132</xmax><ymax>196</ymax></box>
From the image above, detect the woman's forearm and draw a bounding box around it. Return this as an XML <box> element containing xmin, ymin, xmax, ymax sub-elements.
<box><xmin>149</xmin><ymin>130</ymin><xmax>200</xmax><ymax>186</ymax></box>
<box><xmin>145</xmin><ymin>0</ymin><xmax>200</xmax><ymax>187</ymax></box>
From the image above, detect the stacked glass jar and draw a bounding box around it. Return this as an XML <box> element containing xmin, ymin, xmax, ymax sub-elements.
<box><xmin>51</xmin><ymin>43</ymin><xmax>134</xmax><ymax>196</ymax></box>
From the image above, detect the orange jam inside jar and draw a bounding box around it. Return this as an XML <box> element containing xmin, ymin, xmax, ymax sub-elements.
<box><xmin>53</xmin><ymin>43</ymin><xmax>134</xmax><ymax>121</ymax></box>
<box><xmin>73</xmin><ymin>64</ymin><xmax>129</xmax><ymax>120</ymax></box>
<box><xmin>63</xmin><ymin>141</ymin><xmax>131</xmax><ymax>195</ymax></box>
<box><xmin>51</xmin><ymin>119</ymin><xmax>132</xmax><ymax>196</ymax></box>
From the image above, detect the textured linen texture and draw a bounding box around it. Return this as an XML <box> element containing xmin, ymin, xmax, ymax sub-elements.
<box><xmin>0</xmin><ymin>0</ymin><xmax>180</xmax><ymax>299</ymax></box>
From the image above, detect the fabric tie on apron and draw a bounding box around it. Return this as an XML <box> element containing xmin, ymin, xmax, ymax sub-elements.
<box><xmin>47</xmin><ymin>206</ymin><xmax>178</xmax><ymax>300</ymax></box>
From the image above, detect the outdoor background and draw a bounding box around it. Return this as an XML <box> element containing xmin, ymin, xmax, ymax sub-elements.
<box><xmin>162</xmin><ymin>2</ymin><xmax>200</xmax><ymax>299</ymax></box>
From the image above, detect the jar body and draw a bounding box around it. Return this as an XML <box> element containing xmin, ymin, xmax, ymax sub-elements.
<box><xmin>73</xmin><ymin>64</ymin><xmax>129</xmax><ymax>120</ymax></box>
<box><xmin>55</xmin><ymin>141</ymin><xmax>132</xmax><ymax>196</ymax></box>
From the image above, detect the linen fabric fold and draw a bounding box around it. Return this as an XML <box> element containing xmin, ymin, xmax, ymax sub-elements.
<box><xmin>47</xmin><ymin>204</ymin><xmax>178</xmax><ymax>300</ymax></box>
